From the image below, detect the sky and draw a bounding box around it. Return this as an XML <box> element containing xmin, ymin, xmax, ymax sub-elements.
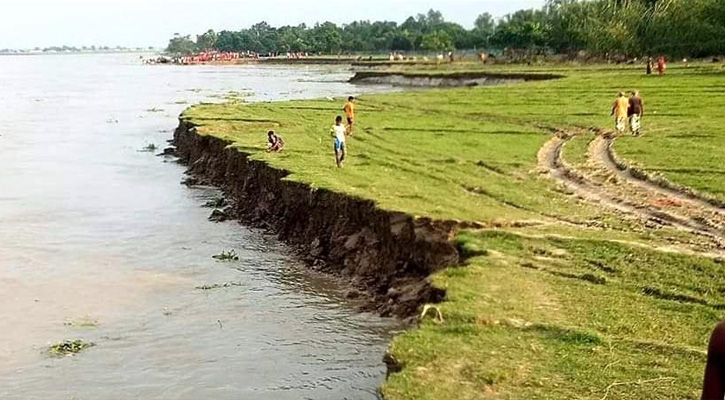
<box><xmin>0</xmin><ymin>0</ymin><xmax>546</xmax><ymax>49</ymax></box>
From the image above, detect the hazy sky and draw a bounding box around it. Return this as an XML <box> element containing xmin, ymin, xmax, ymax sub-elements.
<box><xmin>0</xmin><ymin>0</ymin><xmax>546</xmax><ymax>49</ymax></box>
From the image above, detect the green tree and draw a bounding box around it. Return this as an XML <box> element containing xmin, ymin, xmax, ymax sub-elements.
<box><xmin>491</xmin><ymin>9</ymin><xmax>549</xmax><ymax>50</ymax></box>
<box><xmin>167</xmin><ymin>2</ymin><xmax>725</xmax><ymax>58</ymax></box>
<box><xmin>471</xmin><ymin>13</ymin><xmax>496</xmax><ymax>49</ymax></box>
<box><xmin>196</xmin><ymin>29</ymin><xmax>218</xmax><ymax>51</ymax></box>
<box><xmin>308</xmin><ymin>22</ymin><xmax>343</xmax><ymax>53</ymax></box>
<box><xmin>421</xmin><ymin>30</ymin><xmax>454</xmax><ymax>52</ymax></box>
<box><xmin>166</xmin><ymin>33</ymin><xmax>196</xmax><ymax>55</ymax></box>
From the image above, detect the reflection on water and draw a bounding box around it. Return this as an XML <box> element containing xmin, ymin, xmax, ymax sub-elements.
<box><xmin>0</xmin><ymin>54</ymin><xmax>402</xmax><ymax>400</ymax></box>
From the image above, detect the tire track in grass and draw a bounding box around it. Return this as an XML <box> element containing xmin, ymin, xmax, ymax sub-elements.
<box><xmin>591</xmin><ymin>134</ymin><xmax>725</xmax><ymax>221</ymax></box>
<box><xmin>537</xmin><ymin>133</ymin><xmax>724</xmax><ymax>248</ymax></box>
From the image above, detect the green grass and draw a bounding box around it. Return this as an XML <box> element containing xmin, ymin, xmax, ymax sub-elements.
<box><xmin>181</xmin><ymin>63</ymin><xmax>725</xmax><ymax>399</ymax></box>
<box><xmin>385</xmin><ymin>230</ymin><xmax>719</xmax><ymax>399</ymax></box>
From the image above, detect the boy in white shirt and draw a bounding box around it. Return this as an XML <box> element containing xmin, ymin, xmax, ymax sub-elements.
<box><xmin>330</xmin><ymin>115</ymin><xmax>347</xmax><ymax>168</ymax></box>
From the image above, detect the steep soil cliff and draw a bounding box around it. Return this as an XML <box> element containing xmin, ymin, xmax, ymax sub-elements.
<box><xmin>173</xmin><ymin>120</ymin><xmax>460</xmax><ymax>317</ymax></box>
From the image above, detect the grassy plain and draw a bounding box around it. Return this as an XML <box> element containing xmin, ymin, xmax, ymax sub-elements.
<box><xmin>182</xmin><ymin>62</ymin><xmax>725</xmax><ymax>399</ymax></box>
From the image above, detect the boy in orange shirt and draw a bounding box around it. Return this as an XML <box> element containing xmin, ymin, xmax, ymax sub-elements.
<box><xmin>343</xmin><ymin>96</ymin><xmax>355</xmax><ymax>136</ymax></box>
<box><xmin>611</xmin><ymin>92</ymin><xmax>629</xmax><ymax>134</ymax></box>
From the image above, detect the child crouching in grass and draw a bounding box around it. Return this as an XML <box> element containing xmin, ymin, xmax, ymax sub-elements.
<box><xmin>266</xmin><ymin>130</ymin><xmax>284</xmax><ymax>152</ymax></box>
<box><xmin>330</xmin><ymin>115</ymin><xmax>346</xmax><ymax>168</ymax></box>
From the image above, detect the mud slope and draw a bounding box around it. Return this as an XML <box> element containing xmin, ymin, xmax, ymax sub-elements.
<box><xmin>350</xmin><ymin>71</ymin><xmax>563</xmax><ymax>87</ymax></box>
<box><xmin>173</xmin><ymin>120</ymin><xmax>460</xmax><ymax>318</ymax></box>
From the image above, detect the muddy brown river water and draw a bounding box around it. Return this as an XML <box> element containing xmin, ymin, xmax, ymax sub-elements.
<box><xmin>0</xmin><ymin>53</ymin><xmax>402</xmax><ymax>399</ymax></box>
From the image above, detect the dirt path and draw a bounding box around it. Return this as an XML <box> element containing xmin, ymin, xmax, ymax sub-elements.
<box><xmin>537</xmin><ymin>133</ymin><xmax>724</xmax><ymax>248</ymax></box>
<box><xmin>591</xmin><ymin>135</ymin><xmax>725</xmax><ymax>218</ymax></box>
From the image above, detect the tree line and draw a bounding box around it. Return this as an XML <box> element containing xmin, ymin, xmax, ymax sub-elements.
<box><xmin>166</xmin><ymin>0</ymin><xmax>725</xmax><ymax>58</ymax></box>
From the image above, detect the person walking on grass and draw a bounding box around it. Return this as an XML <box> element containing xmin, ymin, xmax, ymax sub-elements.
<box><xmin>611</xmin><ymin>92</ymin><xmax>629</xmax><ymax>135</ymax></box>
<box><xmin>628</xmin><ymin>91</ymin><xmax>645</xmax><ymax>136</ymax></box>
<box><xmin>343</xmin><ymin>96</ymin><xmax>355</xmax><ymax>136</ymax></box>
<box><xmin>330</xmin><ymin>115</ymin><xmax>347</xmax><ymax>168</ymax></box>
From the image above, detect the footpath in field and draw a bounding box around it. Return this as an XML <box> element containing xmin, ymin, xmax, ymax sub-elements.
<box><xmin>182</xmin><ymin>63</ymin><xmax>725</xmax><ymax>399</ymax></box>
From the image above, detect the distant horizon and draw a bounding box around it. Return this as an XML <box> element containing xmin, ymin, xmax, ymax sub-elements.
<box><xmin>0</xmin><ymin>0</ymin><xmax>545</xmax><ymax>49</ymax></box>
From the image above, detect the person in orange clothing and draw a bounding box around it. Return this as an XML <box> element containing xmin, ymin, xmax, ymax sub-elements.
<box><xmin>611</xmin><ymin>92</ymin><xmax>629</xmax><ymax>134</ymax></box>
<box><xmin>343</xmin><ymin>96</ymin><xmax>355</xmax><ymax>136</ymax></box>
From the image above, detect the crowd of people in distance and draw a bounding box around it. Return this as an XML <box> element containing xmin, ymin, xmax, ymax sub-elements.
<box><xmin>266</xmin><ymin>96</ymin><xmax>356</xmax><ymax>169</ymax></box>
<box><xmin>387</xmin><ymin>51</ymin><xmax>456</xmax><ymax>64</ymax></box>
<box><xmin>285</xmin><ymin>52</ymin><xmax>310</xmax><ymax>59</ymax></box>
<box><xmin>143</xmin><ymin>51</ymin><xmax>294</xmax><ymax>65</ymax></box>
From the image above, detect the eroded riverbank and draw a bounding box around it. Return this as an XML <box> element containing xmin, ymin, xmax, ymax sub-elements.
<box><xmin>173</xmin><ymin>120</ymin><xmax>460</xmax><ymax>318</ymax></box>
<box><xmin>349</xmin><ymin>70</ymin><xmax>563</xmax><ymax>87</ymax></box>
<box><xmin>172</xmin><ymin>64</ymin><xmax>725</xmax><ymax>399</ymax></box>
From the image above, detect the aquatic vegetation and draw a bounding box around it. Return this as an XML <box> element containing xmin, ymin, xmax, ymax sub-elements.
<box><xmin>195</xmin><ymin>282</ymin><xmax>244</xmax><ymax>290</ymax></box>
<box><xmin>63</xmin><ymin>316</ymin><xmax>99</xmax><ymax>328</ymax></box>
<box><xmin>212</xmin><ymin>249</ymin><xmax>239</xmax><ymax>261</ymax></box>
<box><xmin>48</xmin><ymin>339</ymin><xmax>94</xmax><ymax>357</ymax></box>
<box><xmin>138</xmin><ymin>143</ymin><xmax>158</xmax><ymax>152</ymax></box>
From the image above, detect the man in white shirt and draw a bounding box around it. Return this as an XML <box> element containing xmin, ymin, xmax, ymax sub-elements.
<box><xmin>330</xmin><ymin>115</ymin><xmax>347</xmax><ymax>168</ymax></box>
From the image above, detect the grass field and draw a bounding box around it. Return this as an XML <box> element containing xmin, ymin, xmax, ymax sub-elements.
<box><xmin>182</xmin><ymin>62</ymin><xmax>725</xmax><ymax>399</ymax></box>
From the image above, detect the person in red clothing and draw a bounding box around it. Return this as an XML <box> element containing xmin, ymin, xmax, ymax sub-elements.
<box><xmin>657</xmin><ymin>56</ymin><xmax>667</xmax><ymax>75</ymax></box>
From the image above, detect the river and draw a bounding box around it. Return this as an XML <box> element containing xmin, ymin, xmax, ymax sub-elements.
<box><xmin>0</xmin><ymin>53</ymin><xmax>403</xmax><ymax>400</ymax></box>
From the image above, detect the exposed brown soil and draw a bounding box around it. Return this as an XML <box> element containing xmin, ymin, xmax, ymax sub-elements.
<box><xmin>173</xmin><ymin>121</ymin><xmax>460</xmax><ymax>318</ymax></box>
<box><xmin>593</xmin><ymin>135</ymin><xmax>725</xmax><ymax>211</ymax></box>
<box><xmin>537</xmin><ymin>132</ymin><xmax>725</xmax><ymax>251</ymax></box>
<box><xmin>587</xmin><ymin>135</ymin><xmax>725</xmax><ymax>235</ymax></box>
<box><xmin>349</xmin><ymin>71</ymin><xmax>564</xmax><ymax>87</ymax></box>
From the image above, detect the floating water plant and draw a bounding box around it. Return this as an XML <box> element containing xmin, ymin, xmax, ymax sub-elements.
<box><xmin>212</xmin><ymin>249</ymin><xmax>239</xmax><ymax>261</ymax></box>
<box><xmin>63</xmin><ymin>316</ymin><xmax>99</xmax><ymax>328</ymax></box>
<box><xmin>139</xmin><ymin>142</ymin><xmax>158</xmax><ymax>152</ymax></box>
<box><xmin>48</xmin><ymin>339</ymin><xmax>94</xmax><ymax>357</ymax></box>
<box><xmin>195</xmin><ymin>281</ymin><xmax>243</xmax><ymax>290</ymax></box>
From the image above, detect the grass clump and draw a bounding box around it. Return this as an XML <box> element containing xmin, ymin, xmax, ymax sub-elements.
<box><xmin>48</xmin><ymin>339</ymin><xmax>94</xmax><ymax>357</ymax></box>
<box><xmin>138</xmin><ymin>142</ymin><xmax>158</xmax><ymax>152</ymax></box>
<box><xmin>212</xmin><ymin>249</ymin><xmax>239</xmax><ymax>261</ymax></box>
<box><xmin>63</xmin><ymin>316</ymin><xmax>99</xmax><ymax>328</ymax></box>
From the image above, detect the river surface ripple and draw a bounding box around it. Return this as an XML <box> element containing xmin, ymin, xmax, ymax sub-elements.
<box><xmin>0</xmin><ymin>53</ymin><xmax>403</xmax><ymax>400</ymax></box>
